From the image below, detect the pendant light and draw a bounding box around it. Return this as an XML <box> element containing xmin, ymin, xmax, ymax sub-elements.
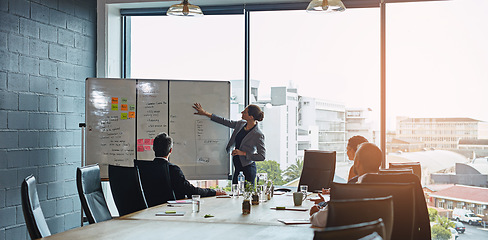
<box><xmin>167</xmin><ymin>0</ymin><xmax>203</xmax><ymax>17</ymax></box>
<box><xmin>306</xmin><ymin>0</ymin><xmax>346</xmax><ymax>13</ymax></box>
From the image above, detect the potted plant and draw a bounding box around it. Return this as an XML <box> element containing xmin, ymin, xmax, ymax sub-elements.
<box><xmin>242</xmin><ymin>181</ymin><xmax>253</xmax><ymax>214</ymax></box>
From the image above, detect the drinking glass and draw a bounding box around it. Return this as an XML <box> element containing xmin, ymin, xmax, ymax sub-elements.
<box><xmin>257</xmin><ymin>173</ymin><xmax>267</xmax><ymax>185</ymax></box>
<box><xmin>192</xmin><ymin>195</ymin><xmax>200</xmax><ymax>213</ymax></box>
<box><xmin>300</xmin><ymin>185</ymin><xmax>308</xmax><ymax>200</ymax></box>
<box><xmin>258</xmin><ymin>185</ymin><xmax>266</xmax><ymax>202</ymax></box>
<box><xmin>231</xmin><ymin>184</ymin><xmax>239</xmax><ymax>197</ymax></box>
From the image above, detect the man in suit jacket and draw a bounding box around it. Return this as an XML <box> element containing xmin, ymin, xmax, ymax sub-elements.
<box><xmin>153</xmin><ymin>132</ymin><xmax>226</xmax><ymax>199</ymax></box>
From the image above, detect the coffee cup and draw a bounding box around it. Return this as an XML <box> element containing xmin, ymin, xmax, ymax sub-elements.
<box><xmin>293</xmin><ymin>192</ymin><xmax>306</xmax><ymax>206</ymax></box>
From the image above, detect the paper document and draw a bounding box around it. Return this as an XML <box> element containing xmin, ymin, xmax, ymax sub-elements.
<box><xmin>277</xmin><ymin>219</ymin><xmax>310</xmax><ymax>225</ymax></box>
<box><xmin>167</xmin><ymin>200</ymin><xmax>192</xmax><ymax>204</ymax></box>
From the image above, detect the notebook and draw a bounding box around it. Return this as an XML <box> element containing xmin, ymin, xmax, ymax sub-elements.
<box><xmin>156</xmin><ymin>211</ymin><xmax>185</xmax><ymax>216</ymax></box>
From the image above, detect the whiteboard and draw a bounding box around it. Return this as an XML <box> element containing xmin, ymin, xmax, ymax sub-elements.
<box><xmin>136</xmin><ymin>80</ymin><xmax>169</xmax><ymax>160</ymax></box>
<box><xmin>169</xmin><ymin>81</ymin><xmax>231</xmax><ymax>180</ymax></box>
<box><xmin>85</xmin><ymin>78</ymin><xmax>136</xmax><ymax>177</ymax></box>
<box><xmin>85</xmin><ymin>78</ymin><xmax>230</xmax><ymax>179</ymax></box>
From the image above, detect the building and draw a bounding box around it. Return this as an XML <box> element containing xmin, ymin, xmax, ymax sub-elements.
<box><xmin>345</xmin><ymin>107</ymin><xmax>373</xmax><ymax>141</ymax></box>
<box><xmin>387</xmin><ymin>138</ymin><xmax>425</xmax><ymax>153</ymax></box>
<box><xmin>255</xmin><ymin>87</ymin><xmax>299</xmax><ymax>170</ymax></box>
<box><xmin>431</xmin><ymin>158</ymin><xmax>488</xmax><ymax>187</ymax></box>
<box><xmin>299</xmin><ymin>97</ymin><xmax>346</xmax><ymax>162</ymax></box>
<box><xmin>458</xmin><ymin>139</ymin><xmax>488</xmax><ymax>159</ymax></box>
<box><xmin>427</xmin><ymin>185</ymin><xmax>488</xmax><ymax>221</ymax></box>
<box><xmin>396</xmin><ymin>117</ymin><xmax>488</xmax><ymax>150</ymax></box>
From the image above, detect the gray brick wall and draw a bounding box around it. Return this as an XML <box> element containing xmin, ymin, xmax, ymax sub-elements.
<box><xmin>0</xmin><ymin>0</ymin><xmax>96</xmax><ymax>239</ymax></box>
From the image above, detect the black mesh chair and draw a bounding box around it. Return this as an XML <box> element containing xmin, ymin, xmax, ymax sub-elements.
<box><xmin>389</xmin><ymin>162</ymin><xmax>421</xmax><ymax>181</ymax></box>
<box><xmin>76</xmin><ymin>164</ymin><xmax>112</xmax><ymax>224</ymax></box>
<box><xmin>330</xmin><ymin>182</ymin><xmax>416</xmax><ymax>240</ymax></box>
<box><xmin>359</xmin><ymin>173</ymin><xmax>431</xmax><ymax>240</ymax></box>
<box><xmin>314</xmin><ymin>218</ymin><xmax>386</xmax><ymax>240</ymax></box>
<box><xmin>327</xmin><ymin>196</ymin><xmax>394</xmax><ymax>240</ymax></box>
<box><xmin>108</xmin><ymin>165</ymin><xmax>148</xmax><ymax>216</ymax></box>
<box><xmin>297</xmin><ymin>150</ymin><xmax>336</xmax><ymax>192</ymax></box>
<box><xmin>134</xmin><ymin>160</ymin><xmax>174</xmax><ymax>207</ymax></box>
<box><xmin>21</xmin><ymin>175</ymin><xmax>51</xmax><ymax>239</ymax></box>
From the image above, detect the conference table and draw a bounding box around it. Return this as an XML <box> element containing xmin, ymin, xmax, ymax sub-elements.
<box><xmin>42</xmin><ymin>192</ymin><xmax>322</xmax><ymax>240</ymax></box>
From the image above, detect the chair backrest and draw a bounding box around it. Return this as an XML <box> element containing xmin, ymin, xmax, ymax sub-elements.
<box><xmin>314</xmin><ymin>218</ymin><xmax>386</xmax><ymax>240</ymax></box>
<box><xmin>379</xmin><ymin>168</ymin><xmax>413</xmax><ymax>175</ymax></box>
<box><xmin>388</xmin><ymin>162</ymin><xmax>421</xmax><ymax>181</ymax></box>
<box><xmin>108</xmin><ymin>165</ymin><xmax>148</xmax><ymax>216</ymax></box>
<box><xmin>21</xmin><ymin>175</ymin><xmax>51</xmax><ymax>239</ymax></box>
<box><xmin>359</xmin><ymin>173</ymin><xmax>431</xmax><ymax>240</ymax></box>
<box><xmin>134</xmin><ymin>160</ymin><xmax>174</xmax><ymax>207</ymax></box>
<box><xmin>298</xmin><ymin>150</ymin><xmax>336</xmax><ymax>192</ymax></box>
<box><xmin>76</xmin><ymin>164</ymin><xmax>112</xmax><ymax>224</ymax></box>
<box><xmin>327</xmin><ymin>196</ymin><xmax>394</xmax><ymax>240</ymax></box>
<box><xmin>330</xmin><ymin>182</ymin><xmax>416</xmax><ymax>240</ymax></box>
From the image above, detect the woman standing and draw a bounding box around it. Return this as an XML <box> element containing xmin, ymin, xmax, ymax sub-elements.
<box><xmin>192</xmin><ymin>103</ymin><xmax>265</xmax><ymax>184</ymax></box>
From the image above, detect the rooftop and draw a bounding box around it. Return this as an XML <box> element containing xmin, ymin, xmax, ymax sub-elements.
<box><xmin>400</xmin><ymin>117</ymin><xmax>482</xmax><ymax>123</ymax></box>
<box><xmin>428</xmin><ymin>185</ymin><xmax>488</xmax><ymax>205</ymax></box>
<box><xmin>388</xmin><ymin>150</ymin><xmax>468</xmax><ymax>173</ymax></box>
<box><xmin>459</xmin><ymin>139</ymin><xmax>488</xmax><ymax>145</ymax></box>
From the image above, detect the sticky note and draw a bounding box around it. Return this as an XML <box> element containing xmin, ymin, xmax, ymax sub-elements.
<box><xmin>111</xmin><ymin>104</ymin><xmax>118</xmax><ymax>111</ymax></box>
<box><xmin>150</xmin><ymin>139</ymin><xmax>154</xmax><ymax>144</ymax></box>
<box><xmin>137</xmin><ymin>146</ymin><xmax>144</xmax><ymax>152</ymax></box>
<box><xmin>137</xmin><ymin>139</ymin><xmax>144</xmax><ymax>145</ymax></box>
<box><xmin>129</xmin><ymin>112</ymin><xmax>135</xmax><ymax>118</ymax></box>
<box><xmin>129</xmin><ymin>105</ymin><xmax>136</xmax><ymax>111</ymax></box>
<box><xmin>121</xmin><ymin>113</ymin><xmax>128</xmax><ymax>119</ymax></box>
<box><xmin>121</xmin><ymin>98</ymin><xmax>128</xmax><ymax>104</ymax></box>
<box><xmin>144</xmin><ymin>146</ymin><xmax>151</xmax><ymax>151</ymax></box>
<box><xmin>144</xmin><ymin>139</ymin><xmax>151</xmax><ymax>145</ymax></box>
<box><xmin>121</xmin><ymin>104</ymin><xmax>128</xmax><ymax>111</ymax></box>
<box><xmin>112</xmin><ymin>97</ymin><xmax>118</xmax><ymax>104</ymax></box>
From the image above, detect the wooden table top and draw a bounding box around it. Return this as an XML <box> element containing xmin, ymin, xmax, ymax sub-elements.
<box><xmin>42</xmin><ymin>193</ymin><xmax>321</xmax><ymax>240</ymax></box>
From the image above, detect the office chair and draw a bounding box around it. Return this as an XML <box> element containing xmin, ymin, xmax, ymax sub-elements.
<box><xmin>359</xmin><ymin>173</ymin><xmax>431</xmax><ymax>240</ymax></box>
<box><xmin>388</xmin><ymin>162</ymin><xmax>421</xmax><ymax>181</ymax></box>
<box><xmin>108</xmin><ymin>165</ymin><xmax>148</xmax><ymax>216</ymax></box>
<box><xmin>314</xmin><ymin>218</ymin><xmax>386</xmax><ymax>240</ymax></box>
<box><xmin>76</xmin><ymin>164</ymin><xmax>112</xmax><ymax>224</ymax></box>
<box><xmin>21</xmin><ymin>175</ymin><xmax>51</xmax><ymax>239</ymax></box>
<box><xmin>330</xmin><ymin>182</ymin><xmax>416</xmax><ymax>240</ymax></box>
<box><xmin>297</xmin><ymin>150</ymin><xmax>336</xmax><ymax>192</ymax></box>
<box><xmin>378</xmin><ymin>168</ymin><xmax>413</xmax><ymax>175</ymax></box>
<box><xmin>327</xmin><ymin>196</ymin><xmax>394</xmax><ymax>240</ymax></box>
<box><xmin>134</xmin><ymin>160</ymin><xmax>175</xmax><ymax>207</ymax></box>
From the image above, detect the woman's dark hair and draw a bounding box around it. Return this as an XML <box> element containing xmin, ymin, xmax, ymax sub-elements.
<box><xmin>153</xmin><ymin>132</ymin><xmax>173</xmax><ymax>157</ymax></box>
<box><xmin>247</xmin><ymin>104</ymin><xmax>264</xmax><ymax>121</ymax></box>
<box><xmin>347</xmin><ymin>135</ymin><xmax>369</xmax><ymax>151</ymax></box>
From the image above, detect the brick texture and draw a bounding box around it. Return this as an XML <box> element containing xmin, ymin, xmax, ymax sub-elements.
<box><xmin>0</xmin><ymin>0</ymin><xmax>96</xmax><ymax>236</ymax></box>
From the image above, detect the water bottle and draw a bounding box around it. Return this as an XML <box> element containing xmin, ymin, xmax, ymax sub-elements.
<box><xmin>238</xmin><ymin>171</ymin><xmax>245</xmax><ymax>195</ymax></box>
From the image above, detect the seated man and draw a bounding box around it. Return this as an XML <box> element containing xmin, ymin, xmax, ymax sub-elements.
<box><xmin>309</xmin><ymin>142</ymin><xmax>382</xmax><ymax>227</ymax></box>
<box><xmin>152</xmin><ymin>132</ymin><xmax>226</xmax><ymax>199</ymax></box>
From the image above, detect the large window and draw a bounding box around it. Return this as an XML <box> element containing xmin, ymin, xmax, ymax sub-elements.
<box><xmin>386</xmin><ymin>0</ymin><xmax>488</xmax><ymax>186</ymax></box>
<box><xmin>125</xmin><ymin>0</ymin><xmax>488</xmax><ymax>187</ymax></box>
<box><xmin>250</xmin><ymin>9</ymin><xmax>380</xmax><ymax>179</ymax></box>
<box><xmin>130</xmin><ymin>16</ymin><xmax>244</xmax><ymax>82</ymax></box>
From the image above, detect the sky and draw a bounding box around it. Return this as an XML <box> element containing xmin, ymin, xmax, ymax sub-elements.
<box><xmin>130</xmin><ymin>0</ymin><xmax>488</xmax><ymax>130</ymax></box>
